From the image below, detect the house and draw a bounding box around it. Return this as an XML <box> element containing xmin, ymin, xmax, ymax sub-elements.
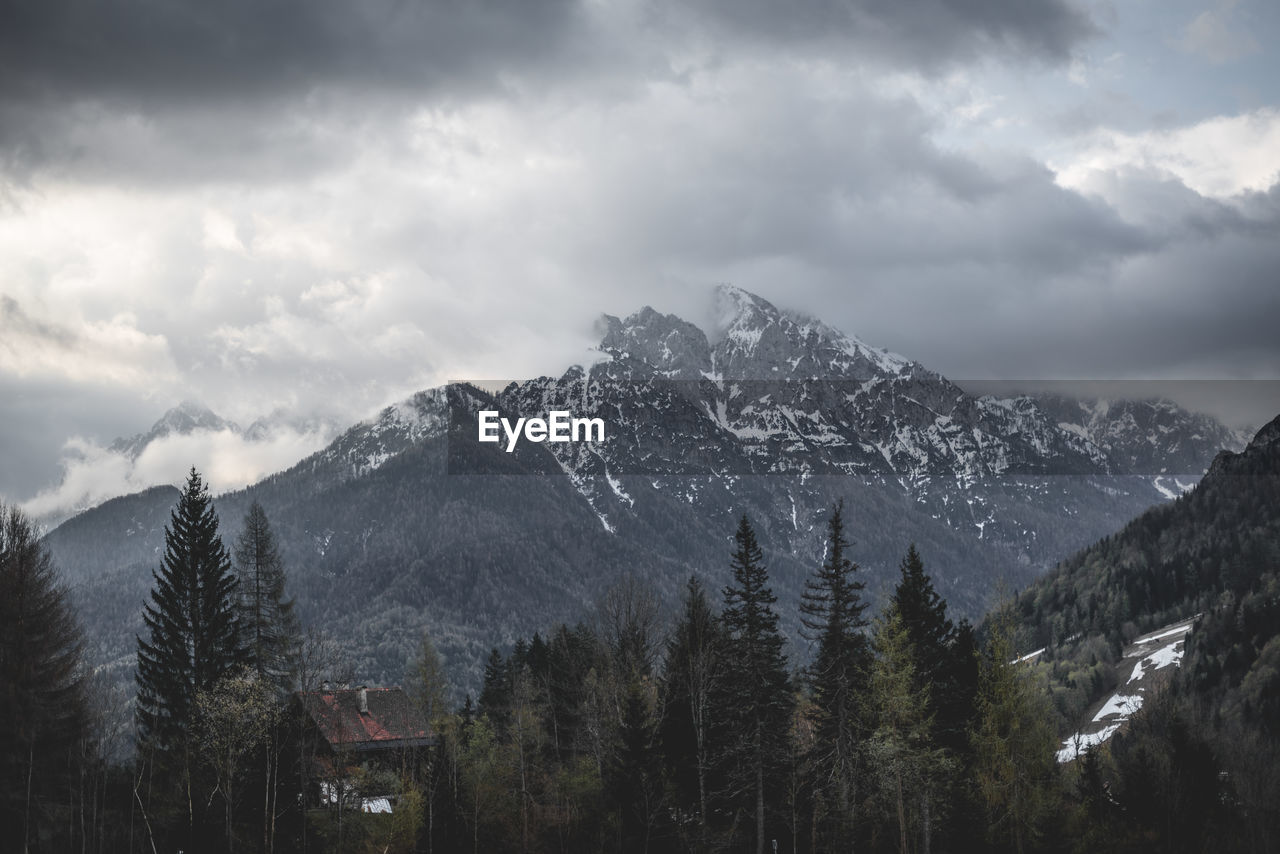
<box><xmin>294</xmin><ymin>685</ymin><xmax>435</xmax><ymax>814</ymax></box>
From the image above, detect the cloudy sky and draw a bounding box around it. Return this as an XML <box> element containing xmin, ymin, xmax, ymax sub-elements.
<box><xmin>2</xmin><ymin>0</ymin><xmax>1278</xmax><ymax>516</ymax></box>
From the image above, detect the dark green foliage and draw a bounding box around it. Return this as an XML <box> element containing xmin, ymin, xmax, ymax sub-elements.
<box><xmin>234</xmin><ymin>500</ymin><xmax>301</xmax><ymax>697</ymax></box>
<box><xmin>136</xmin><ymin>467</ymin><xmax>247</xmax><ymax>750</ymax></box>
<box><xmin>659</xmin><ymin>576</ymin><xmax>722</xmax><ymax>842</ymax></box>
<box><xmin>1107</xmin><ymin>692</ymin><xmax>1228</xmax><ymax>854</ymax></box>
<box><xmin>719</xmin><ymin>515</ymin><xmax>793</xmax><ymax>854</ymax></box>
<box><xmin>891</xmin><ymin>544</ymin><xmax>953</xmax><ymax>689</ymax></box>
<box><xmin>799</xmin><ymin>500</ymin><xmax>870</xmax><ymax>847</ymax></box>
<box><xmin>0</xmin><ymin>503</ymin><xmax>91</xmax><ymax>849</ymax></box>
<box><xmin>971</xmin><ymin>608</ymin><xmax>1060</xmax><ymax>854</ymax></box>
<box><xmin>610</xmin><ymin>680</ymin><xmax>664</xmax><ymax>853</ymax></box>
<box><xmin>1015</xmin><ymin>418</ymin><xmax>1280</xmax><ymax>652</ymax></box>
<box><xmin>479</xmin><ymin>647</ymin><xmax>512</xmax><ymax>734</ymax></box>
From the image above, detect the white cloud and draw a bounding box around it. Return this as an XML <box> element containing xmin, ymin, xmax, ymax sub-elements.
<box><xmin>1052</xmin><ymin>108</ymin><xmax>1280</xmax><ymax>201</ymax></box>
<box><xmin>21</xmin><ymin>426</ymin><xmax>332</xmax><ymax>523</ymax></box>
<box><xmin>0</xmin><ymin>300</ymin><xmax>178</xmax><ymax>387</ymax></box>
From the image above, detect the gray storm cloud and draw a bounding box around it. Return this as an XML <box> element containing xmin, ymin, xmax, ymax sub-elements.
<box><xmin>1</xmin><ymin>0</ymin><xmax>1277</xmax><ymax>505</ymax></box>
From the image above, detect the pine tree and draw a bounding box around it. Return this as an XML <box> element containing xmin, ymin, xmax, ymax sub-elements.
<box><xmin>0</xmin><ymin>503</ymin><xmax>90</xmax><ymax>850</ymax></box>
<box><xmin>233</xmin><ymin>500</ymin><xmax>300</xmax><ymax>697</ymax></box>
<box><xmin>970</xmin><ymin>608</ymin><xmax>1058</xmax><ymax>854</ymax></box>
<box><xmin>660</xmin><ymin>576</ymin><xmax>722</xmax><ymax>843</ymax></box>
<box><xmin>799</xmin><ymin>500</ymin><xmax>870</xmax><ymax>847</ymax></box>
<box><xmin>719</xmin><ymin>515</ymin><xmax>792</xmax><ymax>854</ymax></box>
<box><xmin>891</xmin><ymin>545</ymin><xmax>979</xmax><ymax>757</ymax></box>
<box><xmin>866</xmin><ymin>608</ymin><xmax>944</xmax><ymax>854</ymax></box>
<box><xmin>136</xmin><ymin>468</ymin><xmax>246</xmax><ymax>751</ymax></box>
<box><xmin>891</xmin><ymin>545</ymin><xmax>953</xmax><ymax>686</ymax></box>
<box><xmin>611</xmin><ymin>678</ymin><xmax>664</xmax><ymax>853</ymax></box>
<box><xmin>479</xmin><ymin>648</ymin><xmax>511</xmax><ymax>734</ymax></box>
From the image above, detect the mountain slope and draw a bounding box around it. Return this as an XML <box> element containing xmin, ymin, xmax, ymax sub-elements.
<box><xmin>45</xmin><ymin>287</ymin><xmax>1246</xmax><ymax>698</ymax></box>
<box><xmin>1011</xmin><ymin>414</ymin><xmax>1280</xmax><ymax>756</ymax></box>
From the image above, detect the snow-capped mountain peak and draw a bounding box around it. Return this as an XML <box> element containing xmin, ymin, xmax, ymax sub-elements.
<box><xmin>709</xmin><ymin>284</ymin><xmax>912</xmax><ymax>380</ymax></box>
<box><xmin>109</xmin><ymin>400</ymin><xmax>240</xmax><ymax>459</ymax></box>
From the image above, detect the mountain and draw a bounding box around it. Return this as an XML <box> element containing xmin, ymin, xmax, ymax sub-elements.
<box><xmin>45</xmin><ymin>286</ymin><xmax>1247</xmax><ymax>705</ymax></box>
<box><xmin>1010</xmin><ymin>413</ymin><xmax>1280</xmax><ymax>755</ymax></box>
<box><xmin>108</xmin><ymin>400</ymin><xmax>240</xmax><ymax>459</ymax></box>
<box><xmin>1032</xmin><ymin>394</ymin><xmax>1249</xmax><ymax>483</ymax></box>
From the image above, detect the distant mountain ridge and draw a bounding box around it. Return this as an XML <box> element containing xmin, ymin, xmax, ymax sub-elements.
<box><xmin>45</xmin><ymin>286</ymin><xmax>1248</xmax><ymax>703</ymax></box>
<box><xmin>108</xmin><ymin>400</ymin><xmax>239</xmax><ymax>459</ymax></box>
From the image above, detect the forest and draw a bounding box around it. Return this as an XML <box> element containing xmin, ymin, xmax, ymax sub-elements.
<box><xmin>2</xmin><ymin>458</ymin><xmax>1278</xmax><ymax>854</ymax></box>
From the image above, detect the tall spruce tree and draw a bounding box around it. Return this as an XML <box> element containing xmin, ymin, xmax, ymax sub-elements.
<box><xmin>800</xmin><ymin>500</ymin><xmax>871</xmax><ymax>847</ymax></box>
<box><xmin>660</xmin><ymin>576</ymin><xmax>722</xmax><ymax>842</ymax></box>
<box><xmin>719</xmin><ymin>515</ymin><xmax>792</xmax><ymax>854</ymax></box>
<box><xmin>0</xmin><ymin>503</ymin><xmax>90</xmax><ymax>851</ymax></box>
<box><xmin>890</xmin><ymin>545</ymin><xmax>953</xmax><ymax>687</ymax></box>
<box><xmin>478</xmin><ymin>648</ymin><xmax>511</xmax><ymax>734</ymax></box>
<box><xmin>890</xmin><ymin>545</ymin><xmax>979</xmax><ymax>757</ymax></box>
<box><xmin>233</xmin><ymin>500</ymin><xmax>300</xmax><ymax>696</ymax></box>
<box><xmin>137</xmin><ymin>468</ymin><xmax>246</xmax><ymax>750</ymax></box>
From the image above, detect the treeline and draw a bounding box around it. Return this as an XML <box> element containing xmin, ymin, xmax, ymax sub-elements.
<box><xmin>1</xmin><ymin>470</ymin><xmax>310</xmax><ymax>853</ymax></box>
<box><xmin>408</xmin><ymin>507</ymin><xmax>1059</xmax><ymax>854</ymax></box>
<box><xmin>5</xmin><ymin>457</ymin><xmax>1280</xmax><ymax>852</ymax></box>
<box><xmin>1004</xmin><ymin>420</ymin><xmax>1280</xmax><ymax>853</ymax></box>
<box><xmin>1014</xmin><ymin>423</ymin><xmax>1280</xmax><ymax>653</ymax></box>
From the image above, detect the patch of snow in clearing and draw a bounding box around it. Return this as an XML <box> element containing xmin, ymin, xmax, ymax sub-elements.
<box><xmin>1057</xmin><ymin>725</ymin><xmax>1121</xmax><ymax>764</ymax></box>
<box><xmin>1129</xmin><ymin>641</ymin><xmax>1184</xmax><ymax>683</ymax></box>
<box><xmin>1153</xmin><ymin>477</ymin><xmax>1179</xmax><ymax>500</ymax></box>
<box><xmin>1135</xmin><ymin>622</ymin><xmax>1194</xmax><ymax>645</ymax></box>
<box><xmin>1093</xmin><ymin>694</ymin><xmax>1144</xmax><ymax>722</ymax></box>
<box><xmin>606</xmin><ymin>471</ymin><xmax>633</xmax><ymax>506</ymax></box>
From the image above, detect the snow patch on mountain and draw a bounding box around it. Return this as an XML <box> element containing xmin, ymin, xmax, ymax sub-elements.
<box><xmin>1056</xmin><ymin>618</ymin><xmax>1194</xmax><ymax>763</ymax></box>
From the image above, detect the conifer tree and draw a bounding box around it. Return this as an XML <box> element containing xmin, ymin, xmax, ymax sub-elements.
<box><xmin>800</xmin><ymin>500</ymin><xmax>870</xmax><ymax>846</ymax></box>
<box><xmin>479</xmin><ymin>648</ymin><xmax>511</xmax><ymax>734</ymax></box>
<box><xmin>0</xmin><ymin>503</ymin><xmax>90</xmax><ymax>850</ymax></box>
<box><xmin>233</xmin><ymin>500</ymin><xmax>300</xmax><ymax>697</ymax></box>
<box><xmin>891</xmin><ymin>545</ymin><xmax>980</xmax><ymax>756</ymax></box>
<box><xmin>971</xmin><ymin>608</ymin><xmax>1058</xmax><ymax>854</ymax></box>
<box><xmin>719</xmin><ymin>515</ymin><xmax>792</xmax><ymax>854</ymax></box>
<box><xmin>660</xmin><ymin>576</ymin><xmax>722</xmax><ymax>841</ymax></box>
<box><xmin>866</xmin><ymin>608</ymin><xmax>943</xmax><ymax>854</ymax></box>
<box><xmin>136</xmin><ymin>468</ymin><xmax>246</xmax><ymax>751</ymax></box>
<box><xmin>891</xmin><ymin>544</ymin><xmax>953</xmax><ymax>687</ymax></box>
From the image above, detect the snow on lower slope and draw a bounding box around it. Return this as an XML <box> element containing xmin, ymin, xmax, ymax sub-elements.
<box><xmin>1056</xmin><ymin>618</ymin><xmax>1195</xmax><ymax>763</ymax></box>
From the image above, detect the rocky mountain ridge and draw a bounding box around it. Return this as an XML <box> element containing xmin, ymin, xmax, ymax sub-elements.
<box><xmin>45</xmin><ymin>287</ymin><xmax>1247</xmax><ymax>703</ymax></box>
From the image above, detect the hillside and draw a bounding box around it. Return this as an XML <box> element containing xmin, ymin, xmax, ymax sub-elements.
<box><xmin>44</xmin><ymin>288</ymin><xmax>1247</xmax><ymax>703</ymax></box>
<box><xmin>1011</xmin><ymin>414</ymin><xmax>1280</xmax><ymax>754</ymax></box>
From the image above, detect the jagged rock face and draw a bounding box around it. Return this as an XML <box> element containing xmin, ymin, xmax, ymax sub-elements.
<box><xmin>1034</xmin><ymin>395</ymin><xmax>1249</xmax><ymax>477</ymax></box>
<box><xmin>108</xmin><ymin>400</ymin><xmax>239</xmax><ymax>458</ymax></box>
<box><xmin>1206</xmin><ymin>413</ymin><xmax>1280</xmax><ymax>479</ymax></box>
<box><xmin>599</xmin><ymin>307</ymin><xmax>712</xmax><ymax>381</ymax></box>
<box><xmin>47</xmin><ymin>287</ymin><xmax>1253</xmax><ymax>701</ymax></box>
<box><xmin>494</xmin><ymin>286</ymin><xmax>1226</xmax><ymax>488</ymax></box>
<box><xmin>710</xmin><ymin>286</ymin><xmax>911</xmax><ymax>381</ymax></box>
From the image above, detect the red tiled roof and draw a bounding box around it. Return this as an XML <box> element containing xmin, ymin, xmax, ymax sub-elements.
<box><xmin>297</xmin><ymin>687</ymin><xmax>432</xmax><ymax>751</ymax></box>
